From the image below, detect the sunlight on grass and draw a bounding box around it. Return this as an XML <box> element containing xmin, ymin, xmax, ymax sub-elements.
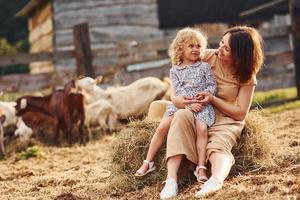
<box><xmin>263</xmin><ymin>100</ymin><xmax>300</xmax><ymax>114</ymax></box>
<box><xmin>0</xmin><ymin>92</ymin><xmax>27</xmax><ymax>102</ymax></box>
<box><xmin>253</xmin><ymin>87</ymin><xmax>297</xmax><ymax>105</ymax></box>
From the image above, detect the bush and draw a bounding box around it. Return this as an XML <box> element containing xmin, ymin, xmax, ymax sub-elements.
<box><xmin>0</xmin><ymin>38</ymin><xmax>29</xmax><ymax>75</ymax></box>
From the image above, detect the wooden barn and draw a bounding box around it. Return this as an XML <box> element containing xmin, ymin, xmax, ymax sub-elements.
<box><xmin>16</xmin><ymin>0</ymin><xmax>295</xmax><ymax>90</ymax></box>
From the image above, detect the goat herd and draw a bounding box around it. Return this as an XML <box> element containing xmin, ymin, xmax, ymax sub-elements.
<box><xmin>0</xmin><ymin>76</ymin><xmax>169</xmax><ymax>156</ymax></box>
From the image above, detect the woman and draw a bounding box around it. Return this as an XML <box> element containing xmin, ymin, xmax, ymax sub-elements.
<box><xmin>158</xmin><ymin>26</ymin><xmax>264</xmax><ymax>199</ymax></box>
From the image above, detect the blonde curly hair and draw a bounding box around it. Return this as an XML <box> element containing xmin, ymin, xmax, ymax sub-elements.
<box><xmin>168</xmin><ymin>27</ymin><xmax>207</xmax><ymax>66</ymax></box>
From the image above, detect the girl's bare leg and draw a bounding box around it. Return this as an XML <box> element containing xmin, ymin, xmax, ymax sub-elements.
<box><xmin>195</xmin><ymin>120</ymin><xmax>208</xmax><ymax>178</ymax></box>
<box><xmin>136</xmin><ymin>116</ymin><xmax>173</xmax><ymax>174</ymax></box>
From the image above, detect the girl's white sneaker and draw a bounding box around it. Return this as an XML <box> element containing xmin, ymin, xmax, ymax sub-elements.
<box><xmin>160</xmin><ymin>178</ymin><xmax>178</xmax><ymax>199</ymax></box>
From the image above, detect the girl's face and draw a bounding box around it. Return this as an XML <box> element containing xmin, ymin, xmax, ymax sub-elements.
<box><xmin>218</xmin><ymin>33</ymin><xmax>233</xmax><ymax>64</ymax></box>
<box><xmin>181</xmin><ymin>39</ymin><xmax>201</xmax><ymax>65</ymax></box>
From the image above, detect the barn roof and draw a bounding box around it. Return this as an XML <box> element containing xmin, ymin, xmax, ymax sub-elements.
<box><xmin>158</xmin><ymin>0</ymin><xmax>289</xmax><ymax>28</ymax></box>
<box><xmin>16</xmin><ymin>0</ymin><xmax>289</xmax><ymax>26</ymax></box>
<box><xmin>15</xmin><ymin>0</ymin><xmax>50</xmax><ymax>17</ymax></box>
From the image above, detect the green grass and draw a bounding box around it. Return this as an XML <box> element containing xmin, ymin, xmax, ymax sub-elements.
<box><xmin>0</xmin><ymin>92</ymin><xmax>29</xmax><ymax>102</ymax></box>
<box><xmin>15</xmin><ymin>146</ymin><xmax>42</xmax><ymax>161</ymax></box>
<box><xmin>252</xmin><ymin>87</ymin><xmax>300</xmax><ymax>114</ymax></box>
<box><xmin>253</xmin><ymin>87</ymin><xmax>297</xmax><ymax>105</ymax></box>
<box><xmin>263</xmin><ymin>100</ymin><xmax>300</xmax><ymax>114</ymax></box>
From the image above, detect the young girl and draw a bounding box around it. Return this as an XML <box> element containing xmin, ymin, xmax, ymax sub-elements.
<box><xmin>135</xmin><ymin>27</ymin><xmax>217</xmax><ymax>182</ymax></box>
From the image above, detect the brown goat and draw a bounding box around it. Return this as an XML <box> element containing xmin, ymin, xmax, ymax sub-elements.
<box><xmin>20</xmin><ymin>111</ymin><xmax>57</xmax><ymax>142</ymax></box>
<box><xmin>15</xmin><ymin>80</ymin><xmax>86</xmax><ymax>145</ymax></box>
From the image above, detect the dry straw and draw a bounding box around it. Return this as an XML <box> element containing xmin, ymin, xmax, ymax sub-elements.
<box><xmin>109</xmin><ymin>120</ymin><xmax>166</xmax><ymax>195</ymax></box>
<box><xmin>109</xmin><ymin>109</ymin><xmax>279</xmax><ymax>195</ymax></box>
<box><xmin>231</xmin><ymin>109</ymin><xmax>279</xmax><ymax>174</ymax></box>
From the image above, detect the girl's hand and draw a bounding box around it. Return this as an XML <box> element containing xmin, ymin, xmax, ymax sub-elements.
<box><xmin>172</xmin><ymin>96</ymin><xmax>198</xmax><ymax>109</ymax></box>
<box><xmin>196</xmin><ymin>92</ymin><xmax>214</xmax><ymax>105</ymax></box>
<box><xmin>187</xmin><ymin>103</ymin><xmax>203</xmax><ymax>112</ymax></box>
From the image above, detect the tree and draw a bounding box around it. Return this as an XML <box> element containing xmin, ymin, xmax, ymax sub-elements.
<box><xmin>0</xmin><ymin>0</ymin><xmax>28</xmax><ymax>44</ymax></box>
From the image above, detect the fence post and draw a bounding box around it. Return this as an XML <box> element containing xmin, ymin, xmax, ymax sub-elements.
<box><xmin>73</xmin><ymin>22</ymin><xmax>95</xmax><ymax>78</ymax></box>
<box><xmin>290</xmin><ymin>0</ymin><xmax>300</xmax><ymax>99</ymax></box>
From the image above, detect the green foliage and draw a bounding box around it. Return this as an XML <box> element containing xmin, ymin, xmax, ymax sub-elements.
<box><xmin>0</xmin><ymin>0</ymin><xmax>29</xmax><ymax>74</ymax></box>
<box><xmin>0</xmin><ymin>0</ymin><xmax>28</xmax><ymax>44</ymax></box>
<box><xmin>0</xmin><ymin>38</ymin><xmax>18</xmax><ymax>55</ymax></box>
<box><xmin>0</xmin><ymin>37</ymin><xmax>29</xmax><ymax>55</ymax></box>
<box><xmin>0</xmin><ymin>37</ymin><xmax>30</xmax><ymax>75</ymax></box>
<box><xmin>16</xmin><ymin>146</ymin><xmax>42</xmax><ymax>161</ymax></box>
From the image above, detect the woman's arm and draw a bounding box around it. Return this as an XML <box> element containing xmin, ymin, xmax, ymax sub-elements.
<box><xmin>198</xmin><ymin>85</ymin><xmax>255</xmax><ymax>121</ymax></box>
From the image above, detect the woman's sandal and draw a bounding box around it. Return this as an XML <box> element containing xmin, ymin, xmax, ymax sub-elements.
<box><xmin>134</xmin><ymin>160</ymin><xmax>156</xmax><ymax>177</ymax></box>
<box><xmin>193</xmin><ymin>165</ymin><xmax>208</xmax><ymax>183</ymax></box>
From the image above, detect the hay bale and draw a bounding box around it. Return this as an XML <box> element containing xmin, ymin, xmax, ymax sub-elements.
<box><xmin>231</xmin><ymin>109</ymin><xmax>278</xmax><ymax>174</ymax></box>
<box><xmin>109</xmin><ymin>109</ymin><xmax>278</xmax><ymax>193</ymax></box>
<box><xmin>109</xmin><ymin>120</ymin><xmax>166</xmax><ymax>194</ymax></box>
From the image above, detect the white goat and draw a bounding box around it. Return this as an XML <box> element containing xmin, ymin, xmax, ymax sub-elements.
<box><xmin>84</xmin><ymin>99</ymin><xmax>118</xmax><ymax>132</ymax></box>
<box><xmin>76</xmin><ymin>76</ymin><xmax>168</xmax><ymax>119</ymax></box>
<box><xmin>0</xmin><ymin>101</ymin><xmax>33</xmax><ymax>138</ymax></box>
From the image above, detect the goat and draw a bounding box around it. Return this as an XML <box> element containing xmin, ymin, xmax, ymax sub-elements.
<box><xmin>0</xmin><ymin>101</ymin><xmax>33</xmax><ymax>156</ymax></box>
<box><xmin>15</xmin><ymin>80</ymin><xmax>85</xmax><ymax>145</ymax></box>
<box><xmin>14</xmin><ymin>118</ymin><xmax>33</xmax><ymax>139</ymax></box>
<box><xmin>76</xmin><ymin>76</ymin><xmax>168</xmax><ymax>119</ymax></box>
<box><xmin>19</xmin><ymin>111</ymin><xmax>57</xmax><ymax>139</ymax></box>
<box><xmin>85</xmin><ymin>99</ymin><xmax>118</xmax><ymax>132</ymax></box>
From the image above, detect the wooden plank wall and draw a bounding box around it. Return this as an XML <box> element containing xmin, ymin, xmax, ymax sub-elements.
<box><xmin>0</xmin><ymin>42</ymin><xmax>294</xmax><ymax>92</ymax></box>
<box><xmin>29</xmin><ymin>3</ymin><xmax>54</xmax><ymax>74</ymax></box>
<box><xmin>53</xmin><ymin>0</ymin><xmax>161</xmax><ymax>49</ymax></box>
<box><xmin>0</xmin><ymin>49</ymin><xmax>295</xmax><ymax>91</ymax></box>
<box><xmin>258</xmin><ymin>51</ymin><xmax>295</xmax><ymax>91</ymax></box>
<box><xmin>0</xmin><ymin>73</ymin><xmax>54</xmax><ymax>92</ymax></box>
<box><xmin>52</xmin><ymin>0</ymin><xmax>165</xmax><ymax>83</ymax></box>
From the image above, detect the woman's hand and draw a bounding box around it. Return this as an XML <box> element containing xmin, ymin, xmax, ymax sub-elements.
<box><xmin>172</xmin><ymin>96</ymin><xmax>198</xmax><ymax>109</ymax></box>
<box><xmin>196</xmin><ymin>92</ymin><xmax>214</xmax><ymax>105</ymax></box>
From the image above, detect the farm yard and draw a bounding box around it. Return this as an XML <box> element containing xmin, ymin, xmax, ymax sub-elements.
<box><xmin>0</xmin><ymin>103</ymin><xmax>299</xmax><ymax>200</ymax></box>
<box><xmin>1</xmin><ymin>0</ymin><xmax>300</xmax><ymax>200</ymax></box>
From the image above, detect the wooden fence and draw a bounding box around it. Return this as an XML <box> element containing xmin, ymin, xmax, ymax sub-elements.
<box><xmin>0</xmin><ymin>23</ymin><xmax>297</xmax><ymax>93</ymax></box>
<box><xmin>0</xmin><ymin>23</ymin><xmax>172</xmax><ymax>92</ymax></box>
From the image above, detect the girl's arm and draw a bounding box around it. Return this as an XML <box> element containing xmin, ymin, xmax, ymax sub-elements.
<box><xmin>170</xmin><ymin>82</ymin><xmax>197</xmax><ymax>109</ymax></box>
<box><xmin>198</xmin><ymin>85</ymin><xmax>255</xmax><ymax>121</ymax></box>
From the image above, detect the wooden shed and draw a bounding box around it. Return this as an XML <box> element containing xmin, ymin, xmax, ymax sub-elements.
<box><xmin>17</xmin><ymin>0</ymin><xmax>170</xmax><ymax>84</ymax></box>
<box><xmin>17</xmin><ymin>0</ymin><xmax>54</xmax><ymax>74</ymax></box>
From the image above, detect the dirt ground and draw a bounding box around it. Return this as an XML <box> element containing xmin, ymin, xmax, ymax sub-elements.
<box><xmin>0</xmin><ymin>108</ymin><xmax>299</xmax><ymax>200</ymax></box>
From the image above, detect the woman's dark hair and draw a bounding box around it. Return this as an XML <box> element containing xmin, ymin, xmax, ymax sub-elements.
<box><xmin>225</xmin><ymin>26</ymin><xmax>264</xmax><ymax>83</ymax></box>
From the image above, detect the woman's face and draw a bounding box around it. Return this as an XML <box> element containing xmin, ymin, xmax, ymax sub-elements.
<box><xmin>218</xmin><ymin>33</ymin><xmax>232</xmax><ymax>64</ymax></box>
